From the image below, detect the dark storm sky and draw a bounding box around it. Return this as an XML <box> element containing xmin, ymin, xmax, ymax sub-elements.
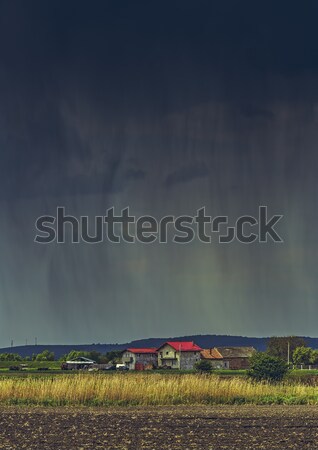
<box><xmin>0</xmin><ymin>0</ymin><xmax>318</xmax><ymax>346</ymax></box>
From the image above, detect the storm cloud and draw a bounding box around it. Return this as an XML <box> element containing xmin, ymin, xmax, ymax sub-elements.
<box><xmin>0</xmin><ymin>0</ymin><xmax>317</xmax><ymax>346</ymax></box>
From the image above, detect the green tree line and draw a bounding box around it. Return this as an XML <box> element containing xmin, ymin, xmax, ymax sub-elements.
<box><xmin>0</xmin><ymin>349</ymin><xmax>122</xmax><ymax>363</ymax></box>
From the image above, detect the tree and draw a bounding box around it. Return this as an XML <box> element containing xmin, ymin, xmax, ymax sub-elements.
<box><xmin>0</xmin><ymin>353</ymin><xmax>22</xmax><ymax>361</ymax></box>
<box><xmin>104</xmin><ymin>351</ymin><xmax>123</xmax><ymax>364</ymax></box>
<box><xmin>195</xmin><ymin>360</ymin><xmax>213</xmax><ymax>373</ymax></box>
<box><xmin>310</xmin><ymin>349</ymin><xmax>318</xmax><ymax>365</ymax></box>
<box><xmin>60</xmin><ymin>350</ymin><xmax>122</xmax><ymax>364</ymax></box>
<box><xmin>267</xmin><ymin>336</ymin><xmax>306</xmax><ymax>361</ymax></box>
<box><xmin>248</xmin><ymin>352</ymin><xmax>288</xmax><ymax>382</ymax></box>
<box><xmin>87</xmin><ymin>351</ymin><xmax>106</xmax><ymax>364</ymax></box>
<box><xmin>60</xmin><ymin>350</ymin><xmax>106</xmax><ymax>363</ymax></box>
<box><xmin>35</xmin><ymin>350</ymin><xmax>55</xmax><ymax>361</ymax></box>
<box><xmin>292</xmin><ymin>346</ymin><xmax>313</xmax><ymax>366</ymax></box>
<box><xmin>60</xmin><ymin>350</ymin><xmax>88</xmax><ymax>362</ymax></box>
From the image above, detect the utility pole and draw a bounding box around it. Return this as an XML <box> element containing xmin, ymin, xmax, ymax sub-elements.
<box><xmin>35</xmin><ymin>337</ymin><xmax>37</xmax><ymax>346</ymax></box>
<box><xmin>287</xmin><ymin>341</ymin><xmax>290</xmax><ymax>367</ymax></box>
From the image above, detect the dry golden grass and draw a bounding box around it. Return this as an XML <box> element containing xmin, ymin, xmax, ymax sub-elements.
<box><xmin>0</xmin><ymin>373</ymin><xmax>317</xmax><ymax>406</ymax></box>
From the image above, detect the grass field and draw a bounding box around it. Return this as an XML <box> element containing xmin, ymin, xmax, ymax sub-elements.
<box><xmin>0</xmin><ymin>373</ymin><xmax>318</xmax><ymax>406</ymax></box>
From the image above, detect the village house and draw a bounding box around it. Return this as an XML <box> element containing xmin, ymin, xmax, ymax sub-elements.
<box><xmin>201</xmin><ymin>346</ymin><xmax>256</xmax><ymax>369</ymax></box>
<box><xmin>121</xmin><ymin>348</ymin><xmax>158</xmax><ymax>370</ymax></box>
<box><xmin>157</xmin><ymin>341</ymin><xmax>202</xmax><ymax>370</ymax></box>
<box><xmin>120</xmin><ymin>343</ymin><xmax>255</xmax><ymax>371</ymax></box>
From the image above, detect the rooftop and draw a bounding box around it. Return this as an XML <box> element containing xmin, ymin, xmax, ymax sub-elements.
<box><xmin>200</xmin><ymin>348</ymin><xmax>223</xmax><ymax>360</ymax></box>
<box><xmin>66</xmin><ymin>356</ymin><xmax>95</xmax><ymax>363</ymax></box>
<box><xmin>158</xmin><ymin>341</ymin><xmax>202</xmax><ymax>352</ymax></box>
<box><xmin>215</xmin><ymin>347</ymin><xmax>256</xmax><ymax>358</ymax></box>
<box><xmin>126</xmin><ymin>348</ymin><xmax>157</xmax><ymax>354</ymax></box>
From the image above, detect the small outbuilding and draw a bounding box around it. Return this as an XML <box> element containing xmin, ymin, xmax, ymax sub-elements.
<box><xmin>64</xmin><ymin>356</ymin><xmax>96</xmax><ymax>370</ymax></box>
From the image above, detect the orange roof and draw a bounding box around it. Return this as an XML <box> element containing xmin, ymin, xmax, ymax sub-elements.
<box><xmin>200</xmin><ymin>348</ymin><xmax>223</xmax><ymax>360</ymax></box>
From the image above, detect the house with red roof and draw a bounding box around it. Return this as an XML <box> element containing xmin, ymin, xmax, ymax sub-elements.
<box><xmin>121</xmin><ymin>348</ymin><xmax>158</xmax><ymax>370</ymax></box>
<box><xmin>157</xmin><ymin>341</ymin><xmax>202</xmax><ymax>370</ymax></box>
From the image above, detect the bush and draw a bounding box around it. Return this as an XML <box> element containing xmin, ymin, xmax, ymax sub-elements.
<box><xmin>35</xmin><ymin>350</ymin><xmax>55</xmax><ymax>361</ymax></box>
<box><xmin>248</xmin><ymin>352</ymin><xmax>288</xmax><ymax>382</ymax></box>
<box><xmin>195</xmin><ymin>360</ymin><xmax>213</xmax><ymax>373</ymax></box>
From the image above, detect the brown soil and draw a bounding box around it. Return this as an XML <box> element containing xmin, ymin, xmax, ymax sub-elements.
<box><xmin>0</xmin><ymin>405</ymin><xmax>318</xmax><ymax>449</ymax></box>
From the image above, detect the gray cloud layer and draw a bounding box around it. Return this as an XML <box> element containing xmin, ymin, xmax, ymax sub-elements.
<box><xmin>0</xmin><ymin>1</ymin><xmax>317</xmax><ymax>346</ymax></box>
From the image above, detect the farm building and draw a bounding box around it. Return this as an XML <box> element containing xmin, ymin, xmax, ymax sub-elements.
<box><xmin>121</xmin><ymin>348</ymin><xmax>158</xmax><ymax>370</ymax></box>
<box><xmin>64</xmin><ymin>356</ymin><xmax>96</xmax><ymax>370</ymax></box>
<box><xmin>119</xmin><ymin>343</ymin><xmax>255</xmax><ymax>371</ymax></box>
<box><xmin>215</xmin><ymin>347</ymin><xmax>256</xmax><ymax>369</ymax></box>
<box><xmin>157</xmin><ymin>341</ymin><xmax>202</xmax><ymax>370</ymax></box>
<box><xmin>202</xmin><ymin>347</ymin><xmax>256</xmax><ymax>369</ymax></box>
<box><xmin>200</xmin><ymin>348</ymin><xmax>226</xmax><ymax>369</ymax></box>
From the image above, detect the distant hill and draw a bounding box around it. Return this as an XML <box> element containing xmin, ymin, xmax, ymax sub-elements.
<box><xmin>1</xmin><ymin>335</ymin><xmax>317</xmax><ymax>359</ymax></box>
